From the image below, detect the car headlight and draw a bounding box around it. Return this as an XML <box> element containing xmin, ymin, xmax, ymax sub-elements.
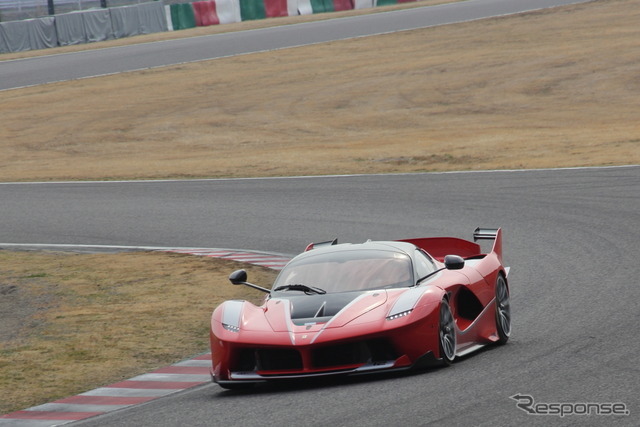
<box><xmin>386</xmin><ymin>309</ymin><xmax>413</xmax><ymax>321</ymax></box>
<box><xmin>222</xmin><ymin>323</ymin><xmax>240</xmax><ymax>332</ymax></box>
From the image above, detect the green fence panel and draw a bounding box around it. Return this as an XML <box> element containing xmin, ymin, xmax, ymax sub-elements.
<box><xmin>170</xmin><ymin>3</ymin><xmax>196</xmax><ymax>30</ymax></box>
<box><xmin>170</xmin><ymin>4</ymin><xmax>180</xmax><ymax>29</ymax></box>
<box><xmin>310</xmin><ymin>0</ymin><xmax>334</xmax><ymax>13</ymax></box>
<box><xmin>181</xmin><ymin>3</ymin><xmax>197</xmax><ymax>29</ymax></box>
<box><xmin>170</xmin><ymin>4</ymin><xmax>181</xmax><ymax>29</ymax></box>
<box><xmin>240</xmin><ymin>0</ymin><xmax>266</xmax><ymax>20</ymax></box>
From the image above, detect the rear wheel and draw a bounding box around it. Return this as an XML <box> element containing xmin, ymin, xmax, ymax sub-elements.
<box><xmin>495</xmin><ymin>275</ymin><xmax>511</xmax><ymax>344</ymax></box>
<box><xmin>439</xmin><ymin>299</ymin><xmax>456</xmax><ymax>365</ymax></box>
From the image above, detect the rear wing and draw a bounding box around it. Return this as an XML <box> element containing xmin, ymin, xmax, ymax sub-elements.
<box><xmin>474</xmin><ymin>227</ymin><xmax>503</xmax><ymax>263</ymax></box>
<box><xmin>401</xmin><ymin>227</ymin><xmax>503</xmax><ymax>262</ymax></box>
<box><xmin>473</xmin><ymin>228</ymin><xmax>499</xmax><ymax>241</ymax></box>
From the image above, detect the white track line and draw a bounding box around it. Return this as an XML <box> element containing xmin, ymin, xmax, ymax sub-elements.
<box><xmin>0</xmin><ymin>165</ymin><xmax>637</xmax><ymax>186</ymax></box>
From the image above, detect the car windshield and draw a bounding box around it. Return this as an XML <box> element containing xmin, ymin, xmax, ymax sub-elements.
<box><xmin>273</xmin><ymin>249</ymin><xmax>414</xmax><ymax>294</ymax></box>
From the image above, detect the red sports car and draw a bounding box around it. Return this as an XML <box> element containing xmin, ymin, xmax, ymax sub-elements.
<box><xmin>209</xmin><ymin>228</ymin><xmax>511</xmax><ymax>389</ymax></box>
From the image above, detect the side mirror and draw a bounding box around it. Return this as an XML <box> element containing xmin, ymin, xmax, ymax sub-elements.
<box><xmin>229</xmin><ymin>269</ymin><xmax>248</xmax><ymax>285</ymax></box>
<box><xmin>227</xmin><ymin>269</ymin><xmax>271</xmax><ymax>293</ymax></box>
<box><xmin>444</xmin><ymin>255</ymin><xmax>465</xmax><ymax>270</ymax></box>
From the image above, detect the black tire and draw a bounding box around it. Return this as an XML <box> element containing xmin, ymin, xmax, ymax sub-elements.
<box><xmin>439</xmin><ymin>299</ymin><xmax>456</xmax><ymax>365</ymax></box>
<box><xmin>495</xmin><ymin>274</ymin><xmax>511</xmax><ymax>344</ymax></box>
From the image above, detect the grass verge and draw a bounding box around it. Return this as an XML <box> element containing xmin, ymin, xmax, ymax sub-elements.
<box><xmin>0</xmin><ymin>250</ymin><xmax>277</xmax><ymax>414</ymax></box>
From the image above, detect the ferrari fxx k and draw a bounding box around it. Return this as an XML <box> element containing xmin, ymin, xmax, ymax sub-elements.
<box><xmin>210</xmin><ymin>228</ymin><xmax>511</xmax><ymax>389</ymax></box>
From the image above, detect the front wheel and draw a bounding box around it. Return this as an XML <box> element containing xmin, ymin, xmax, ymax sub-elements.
<box><xmin>495</xmin><ymin>274</ymin><xmax>511</xmax><ymax>344</ymax></box>
<box><xmin>439</xmin><ymin>299</ymin><xmax>456</xmax><ymax>365</ymax></box>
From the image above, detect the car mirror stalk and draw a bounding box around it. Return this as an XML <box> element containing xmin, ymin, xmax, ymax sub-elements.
<box><xmin>228</xmin><ymin>269</ymin><xmax>271</xmax><ymax>293</ymax></box>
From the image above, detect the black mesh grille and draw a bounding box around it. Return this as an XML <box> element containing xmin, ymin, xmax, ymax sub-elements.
<box><xmin>234</xmin><ymin>348</ymin><xmax>303</xmax><ymax>371</ymax></box>
<box><xmin>232</xmin><ymin>339</ymin><xmax>397</xmax><ymax>373</ymax></box>
<box><xmin>311</xmin><ymin>339</ymin><xmax>397</xmax><ymax>368</ymax></box>
<box><xmin>234</xmin><ymin>349</ymin><xmax>258</xmax><ymax>372</ymax></box>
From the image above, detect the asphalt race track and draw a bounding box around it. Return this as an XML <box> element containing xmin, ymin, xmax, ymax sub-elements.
<box><xmin>1</xmin><ymin>166</ymin><xmax>639</xmax><ymax>425</ymax></box>
<box><xmin>0</xmin><ymin>0</ymin><xmax>590</xmax><ymax>91</ymax></box>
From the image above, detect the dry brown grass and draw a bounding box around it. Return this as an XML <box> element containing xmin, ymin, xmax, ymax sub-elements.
<box><xmin>1</xmin><ymin>0</ymin><xmax>638</xmax><ymax>182</ymax></box>
<box><xmin>0</xmin><ymin>250</ymin><xmax>277</xmax><ymax>414</ymax></box>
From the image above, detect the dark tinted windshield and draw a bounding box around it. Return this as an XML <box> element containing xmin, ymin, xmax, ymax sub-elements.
<box><xmin>273</xmin><ymin>249</ymin><xmax>413</xmax><ymax>293</ymax></box>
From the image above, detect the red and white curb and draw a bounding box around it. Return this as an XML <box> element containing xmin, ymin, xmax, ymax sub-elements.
<box><xmin>1</xmin><ymin>354</ymin><xmax>213</xmax><ymax>426</ymax></box>
<box><xmin>0</xmin><ymin>244</ymin><xmax>293</xmax><ymax>271</ymax></box>
<box><xmin>166</xmin><ymin>248</ymin><xmax>291</xmax><ymax>270</ymax></box>
<box><xmin>1</xmin><ymin>248</ymin><xmax>293</xmax><ymax>426</ymax></box>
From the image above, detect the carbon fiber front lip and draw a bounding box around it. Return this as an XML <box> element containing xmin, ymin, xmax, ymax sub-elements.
<box><xmin>227</xmin><ymin>360</ymin><xmax>398</xmax><ymax>381</ymax></box>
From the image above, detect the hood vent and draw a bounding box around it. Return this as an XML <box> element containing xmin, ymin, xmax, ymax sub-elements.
<box><xmin>288</xmin><ymin>292</ymin><xmax>364</xmax><ymax>326</ymax></box>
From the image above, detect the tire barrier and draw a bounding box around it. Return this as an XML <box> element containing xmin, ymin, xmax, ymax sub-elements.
<box><xmin>333</xmin><ymin>0</ymin><xmax>354</xmax><ymax>11</ymax></box>
<box><xmin>264</xmin><ymin>0</ymin><xmax>289</xmax><ymax>18</ymax></box>
<box><xmin>354</xmin><ymin>0</ymin><xmax>374</xmax><ymax>8</ymax></box>
<box><xmin>169</xmin><ymin>2</ymin><xmax>196</xmax><ymax>30</ymax></box>
<box><xmin>0</xmin><ymin>0</ymin><xmax>419</xmax><ymax>54</ymax></box>
<box><xmin>310</xmin><ymin>0</ymin><xmax>334</xmax><ymax>13</ymax></box>
<box><xmin>193</xmin><ymin>1</ymin><xmax>220</xmax><ymax>27</ymax></box>
<box><xmin>376</xmin><ymin>0</ymin><xmax>416</xmax><ymax>5</ymax></box>
<box><xmin>216</xmin><ymin>0</ymin><xmax>242</xmax><ymax>24</ymax></box>
<box><xmin>240</xmin><ymin>0</ymin><xmax>266</xmax><ymax>20</ymax></box>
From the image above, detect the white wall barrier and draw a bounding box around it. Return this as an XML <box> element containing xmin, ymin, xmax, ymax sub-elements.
<box><xmin>55</xmin><ymin>9</ymin><xmax>114</xmax><ymax>46</ymax></box>
<box><xmin>0</xmin><ymin>16</ymin><xmax>57</xmax><ymax>53</ymax></box>
<box><xmin>110</xmin><ymin>4</ymin><xmax>142</xmax><ymax>38</ymax></box>
<box><xmin>164</xmin><ymin>5</ymin><xmax>174</xmax><ymax>31</ymax></box>
<box><xmin>297</xmin><ymin>0</ymin><xmax>312</xmax><ymax>15</ymax></box>
<box><xmin>287</xmin><ymin>0</ymin><xmax>299</xmax><ymax>17</ymax></box>
<box><xmin>354</xmin><ymin>0</ymin><xmax>374</xmax><ymax>9</ymax></box>
<box><xmin>137</xmin><ymin>2</ymin><xmax>167</xmax><ymax>34</ymax></box>
<box><xmin>0</xmin><ymin>2</ymin><xmax>165</xmax><ymax>53</ymax></box>
<box><xmin>83</xmin><ymin>8</ymin><xmax>113</xmax><ymax>43</ymax></box>
<box><xmin>55</xmin><ymin>11</ymin><xmax>87</xmax><ymax>46</ymax></box>
<box><xmin>215</xmin><ymin>0</ymin><xmax>241</xmax><ymax>25</ymax></box>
